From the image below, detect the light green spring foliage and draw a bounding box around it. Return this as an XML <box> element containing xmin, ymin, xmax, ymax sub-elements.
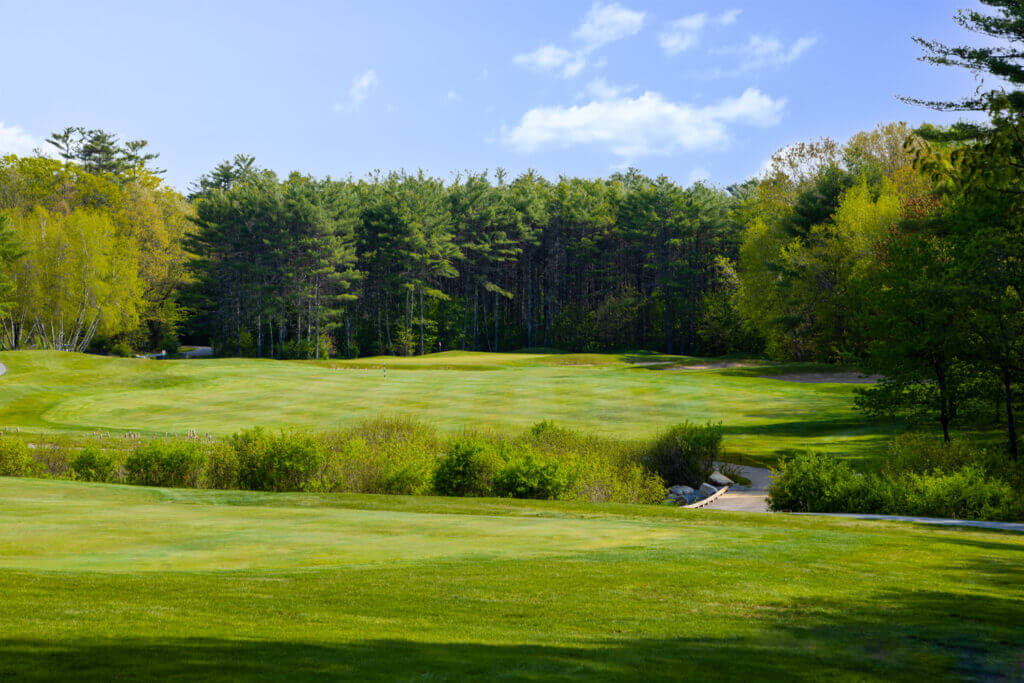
<box><xmin>735</xmin><ymin>124</ymin><xmax>930</xmax><ymax>362</ymax></box>
<box><xmin>0</xmin><ymin>155</ymin><xmax>191</xmax><ymax>351</ymax></box>
<box><xmin>1</xmin><ymin>207</ymin><xmax>143</xmax><ymax>350</ymax></box>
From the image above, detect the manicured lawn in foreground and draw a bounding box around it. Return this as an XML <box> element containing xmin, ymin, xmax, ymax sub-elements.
<box><xmin>0</xmin><ymin>478</ymin><xmax>1021</xmax><ymax>680</ymax></box>
<box><xmin>0</xmin><ymin>350</ymin><xmax>894</xmax><ymax>465</ymax></box>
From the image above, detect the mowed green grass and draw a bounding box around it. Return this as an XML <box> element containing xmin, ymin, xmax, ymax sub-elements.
<box><xmin>1</xmin><ymin>477</ymin><xmax>1022</xmax><ymax>680</ymax></box>
<box><xmin>0</xmin><ymin>350</ymin><xmax>894</xmax><ymax>465</ymax></box>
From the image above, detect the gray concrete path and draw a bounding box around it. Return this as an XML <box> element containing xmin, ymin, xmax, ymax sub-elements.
<box><xmin>704</xmin><ymin>462</ymin><xmax>771</xmax><ymax>512</ymax></box>
<box><xmin>795</xmin><ymin>513</ymin><xmax>1024</xmax><ymax>532</ymax></box>
<box><xmin>0</xmin><ymin>361</ymin><xmax>6</xmax><ymax>377</ymax></box>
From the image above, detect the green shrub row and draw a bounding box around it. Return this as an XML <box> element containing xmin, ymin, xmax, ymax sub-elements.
<box><xmin>767</xmin><ymin>445</ymin><xmax>1023</xmax><ymax>521</ymax></box>
<box><xmin>0</xmin><ymin>417</ymin><xmax>731</xmax><ymax>505</ymax></box>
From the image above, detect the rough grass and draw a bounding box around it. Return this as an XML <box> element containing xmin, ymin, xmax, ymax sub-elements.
<box><xmin>0</xmin><ymin>350</ymin><xmax>897</xmax><ymax>466</ymax></box>
<box><xmin>0</xmin><ymin>477</ymin><xmax>1022</xmax><ymax>680</ymax></box>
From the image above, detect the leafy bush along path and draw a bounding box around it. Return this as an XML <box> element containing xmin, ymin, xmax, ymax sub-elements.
<box><xmin>1</xmin><ymin>478</ymin><xmax>1023</xmax><ymax>680</ymax></box>
<box><xmin>0</xmin><ymin>350</ymin><xmax>896</xmax><ymax>464</ymax></box>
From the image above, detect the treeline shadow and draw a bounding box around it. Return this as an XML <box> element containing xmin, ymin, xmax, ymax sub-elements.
<box><xmin>3</xmin><ymin>585</ymin><xmax>1021</xmax><ymax>681</ymax></box>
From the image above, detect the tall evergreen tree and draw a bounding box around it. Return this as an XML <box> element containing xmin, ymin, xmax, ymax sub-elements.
<box><xmin>902</xmin><ymin>0</ymin><xmax>1024</xmax><ymax>112</ymax></box>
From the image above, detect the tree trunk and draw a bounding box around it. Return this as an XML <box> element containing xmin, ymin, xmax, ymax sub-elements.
<box><xmin>419</xmin><ymin>287</ymin><xmax>425</xmax><ymax>356</ymax></box>
<box><xmin>936</xmin><ymin>366</ymin><xmax>951</xmax><ymax>443</ymax></box>
<box><xmin>1001</xmin><ymin>364</ymin><xmax>1018</xmax><ymax>460</ymax></box>
<box><xmin>473</xmin><ymin>284</ymin><xmax>479</xmax><ymax>351</ymax></box>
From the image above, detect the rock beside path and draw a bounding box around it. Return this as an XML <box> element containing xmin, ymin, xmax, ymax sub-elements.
<box><xmin>698</xmin><ymin>483</ymin><xmax>719</xmax><ymax>498</ymax></box>
<box><xmin>709</xmin><ymin>471</ymin><xmax>733</xmax><ymax>486</ymax></box>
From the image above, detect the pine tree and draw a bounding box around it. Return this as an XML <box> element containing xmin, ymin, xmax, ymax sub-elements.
<box><xmin>902</xmin><ymin>0</ymin><xmax>1024</xmax><ymax>112</ymax></box>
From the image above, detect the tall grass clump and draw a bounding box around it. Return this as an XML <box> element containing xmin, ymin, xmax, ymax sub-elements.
<box><xmin>2</xmin><ymin>415</ymin><xmax>691</xmax><ymax>506</ymax></box>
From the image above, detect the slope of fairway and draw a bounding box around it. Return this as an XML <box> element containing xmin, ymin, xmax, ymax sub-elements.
<box><xmin>0</xmin><ymin>350</ymin><xmax>893</xmax><ymax>463</ymax></box>
<box><xmin>0</xmin><ymin>477</ymin><xmax>1021</xmax><ymax>680</ymax></box>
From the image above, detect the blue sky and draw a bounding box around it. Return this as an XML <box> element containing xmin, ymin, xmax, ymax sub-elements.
<box><xmin>0</xmin><ymin>0</ymin><xmax>992</xmax><ymax>190</ymax></box>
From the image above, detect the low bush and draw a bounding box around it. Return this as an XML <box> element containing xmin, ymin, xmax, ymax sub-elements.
<box><xmin>71</xmin><ymin>446</ymin><xmax>118</xmax><ymax>482</ymax></box>
<box><xmin>883</xmin><ymin>433</ymin><xmax>992</xmax><ymax>476</ymax></box>
<box><xmin>767</xmin><ymin>451</ymin><xmax>867</xmax><ymax>513</ymax></box>
<box><xmin>432</xmin><ymin>440</ymin><xmax>502</xmax><ymax>497</ymax></box>
<box><xmin>894</xmin><ymin>465</ymin><xmax>1020</xmax><ymax>521</ymax></box>
<box><xmin>769</xmin><ymin>451</ymin><xmax>1023</xmax><ymax>521</ymax></box>
<box><xmin>0</xmin><ymin>438</ymin><xmax>41</xmax><ymax>477</ymax></box>
<box><xmin>640</xmin><ymin>422</ymin><xmax>721</xmax><ymax>487</ymax></box>
<box><xmin>110</xmin><ymin>341</ymin><xmax>132</xmax><ymax>358</ymax></box>
<box><xmin>203</xmin><ymin>442</ymin><xmax>240</xmax><ymax>489</ymax></box>
<box><xmin>493</xmin><ymin>453</ymin><xmax>568</xmax><ymax>499</ymax></box>
<box><xmin>124</xmin><ymin>441</ymin><xmax>204</xmax><ymax>487</ymax></box>
<box><xmin>232</xmin><ymin>428</ymin><xmax>328</xmax><ymax>492</ymax></box>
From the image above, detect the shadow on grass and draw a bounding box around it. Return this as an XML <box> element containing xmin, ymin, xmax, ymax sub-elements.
<box><xmin>720</xmin><ymin>419</ymin><xmax>889</xmax><ymax>439</ymax></box>
<box><xmin>2</xmin><ymin>589</ymin><xmax>1021</xmax><ymax>681</ymax></box>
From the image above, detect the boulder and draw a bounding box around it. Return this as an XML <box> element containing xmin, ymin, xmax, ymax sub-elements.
<box><xmin>682</xmin><ymin>491</ymin><xmax>700</xmax><ymax>504</ymax></box>
<box><xmin>666</xmin><ymin>485</ymin><xmax>694</xmax><ymax>500</ymax></box>
<box><xmin>698</xmin><ymin>483</ymin><xmax>719</xmax><ymax>498</ymax></box>
<box><xmin>709</xmin><ymin>471</ymin><xmax>734</xmax><ymax>486</ymax></box>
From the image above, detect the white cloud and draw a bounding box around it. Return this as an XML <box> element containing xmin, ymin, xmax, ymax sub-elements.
<box><xmin>503</xmin><ymin>88</ymin><xmax>785</xmax><ymax>158</ymax></box>
<box><xmin>515</xmin><ymin>45</ymin><xmax>572</xmax><ymax>71</ymax></box>
<box><xmin>446</xmin><ymin>90</ymin><xmax>461</xmax><ymax>103</ymax></box>
<box><xmin>335</xmin><ymin>69</ymin><xmax>378</xmax><ymax>112</ymax></box>
<box><xmin>514</xmin><ymin>45</ymin><xmax>587</xmax><ymax>77</ymax></box>
<box><xmin>514</xmin><ymin>2</ymin><xmax>644</xmax><ymax>79</ymax></box>
<box><xmin>583</xmin><ymin>77</ymin><xmax>634</xmax><ymax>100</ymax></box>
<box><xmin>720</xmin><ymin>9</ymin><xmax>742</xmax><ymax>26</ymax></box>
<box><xmin>573</xmin><ymin>2</ymin><xmax>645</xmax><ymax>49</ymax></box>
<box><xmin>659</xmin><ymin>10</ymin><xmax>740</xmax><ymax>56</ymax></box>
<box><xmin>715</xmin><ymin>35</ymin><xmax>818</xmax><ymax>73</ymax></box>
<box><xmin>687</xmin><ymin>167</ymin><xmax>711</xmax><ymax>185</ymax></box>
<box><xmin>0</xmin><ymin>122</ymin><xmax>44</xmax><ymax>157</ymax></box>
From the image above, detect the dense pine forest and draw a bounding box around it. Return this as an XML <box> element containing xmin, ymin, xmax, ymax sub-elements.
<box><xmin>1</xmin><ymin>0</ymin><xmax>1023</xmax><ymax>455</ymax></box>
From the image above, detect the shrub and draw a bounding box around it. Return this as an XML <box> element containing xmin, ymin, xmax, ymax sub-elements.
<box><xmin>432</xmin><ymin>440</ymin><xmax>502</xmax><ymax>497</ymax></box>
<box><xmin>883</xmin><ymin>433</ymin><xmax>991</xmax><ymax>476</ymax></box>
<box><xmin>767</xmin><ymin>451</ymin><xmax>868</xmax><ymax>513</ymax></box>
<box><xmin>493</xmin><ymin>454</ymin><xmax>568</xmax><ymax>499</ymax></box>
<box><xmin>232</xmin><ymin>428</ymin><xmax>328</xmax><ymax>492</ymax></box>
<box><xmin>640</xmin><ymin>422</ymin><xmax>722</xmax><ymax>487</ymax></box>
<box><xmin>895</xmin><ymin>465</ymin><xmax>1020</xmax><ymax>521</ymax></box>
<box><xmin>317</xmin><ymin>418</ymin><xmax>439</xmax><ymax>495</ymax></box>
<box><xmin>110</xmin><ymin>341</ymin><xmax>132</xmax><ymax>357</ymax></box>
<box><xmin>30</xmin><ymin>438</ymin><xmax>77</xmax><ymax>478</ymax></box>
<box><xmin>124</xmin><ymin>441</ymin><xmax>204</xmax><ymax>487</ymax></box>
<box><xmin>203</xmin><ymin>442</ymin><xmax>240</xmax><ymax>489</ymax></box>
<box><xmin>769</xmin><ymin>450</ymin><xmax>1023</xmax><ymax>521</ymax></box>
<box><xmin>71</xmin><ymin>446</ymin><xmax>117</xmax><ymax>482</ymax></box>
<box><xmin>0</xmin><ymin>438</ymin><xmax>41</xmax><ymax>477</ymax></box>
<box><xmin>378</xmin><ymin>462</ymin><xmax>432</xmax><ymax>495</ymax></box>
